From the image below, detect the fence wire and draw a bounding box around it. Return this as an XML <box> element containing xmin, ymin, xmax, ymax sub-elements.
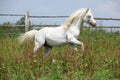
<box><xmin>0</xmin><ymin>13</ymin><xmax>120</xmax><ymax>33</ymax></box>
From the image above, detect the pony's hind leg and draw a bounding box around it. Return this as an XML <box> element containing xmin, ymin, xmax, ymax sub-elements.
<box><xmin>33</xmin><ymin>41</ymin><xmax>42</xmax><ymax>53</ymax></box>
<box><xmin>33</xmin><ymin>36</ymin><xmax>45</xmax><ymax>53</ymax></box>
<box><xmin>44</xmin><ymin>46</ymin><xmax>56</xmax><ymax>62</ymax></box>
<box><xmin>44</xmin><ymin>46</ymin><xmax>52</xmax><ymax>56</ymax></box>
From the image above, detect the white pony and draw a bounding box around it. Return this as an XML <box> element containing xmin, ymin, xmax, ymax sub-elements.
<box><xmin>19</xmin><ymin>8</ymin><xmax>96</xmax><ymax>56</ymax></box>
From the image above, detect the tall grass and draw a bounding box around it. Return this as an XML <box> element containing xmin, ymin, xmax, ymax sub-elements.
<box><xmin>0</xmin><ymin>29</ymin><xmax>120</xmax><ymax>80</ymax></box>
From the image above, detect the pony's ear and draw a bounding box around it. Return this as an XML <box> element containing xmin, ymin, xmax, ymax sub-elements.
<box><xmin>86</xmin><ymin>8</ymin><xmax>89</xmax><ymax>14</ymax></box>
<box><xmin>88</xmin><ymin>9</ymin><xmax>91</xmax><ymax>11</ymax></box>
<box><xmin>87</xmin><ymin>8</ymin><xmax>90</xmax><ymax>11</ymax></box>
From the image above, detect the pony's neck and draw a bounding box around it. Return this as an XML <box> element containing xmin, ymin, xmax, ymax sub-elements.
<box><xmin>70</xmin><ymin>17</ymin><xmax>83</xmax><ymax>30</ymax></box>
<box><xmin>62</xmin><ymin>9</ymin><xmax>87</xmax><ymax>30</ymax></box>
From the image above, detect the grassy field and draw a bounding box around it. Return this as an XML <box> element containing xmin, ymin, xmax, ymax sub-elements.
<box><xmin>0</xmin><ymin>29</ymin><xmax>120</xmax><ymax>80</ymax></box>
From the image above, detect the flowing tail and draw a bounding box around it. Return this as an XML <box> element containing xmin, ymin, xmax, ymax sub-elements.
<box><xmin>18</xmin><ymin>30</ymin><xmax>39</xmax><ymax>45</ymax></box>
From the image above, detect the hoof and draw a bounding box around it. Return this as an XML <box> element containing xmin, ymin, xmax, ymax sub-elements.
<box><xmin>52</xmin><ymin>59</ymin><xmax>56</xmax><ymax>63</ymax></box>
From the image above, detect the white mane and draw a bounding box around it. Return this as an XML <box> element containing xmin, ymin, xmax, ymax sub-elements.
<box><xmin>62</xmin><ymin>8</ymin><xmax>88</xmax><ymax>29</ymax></box>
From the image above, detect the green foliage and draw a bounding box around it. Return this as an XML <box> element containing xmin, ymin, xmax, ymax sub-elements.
<box><xmin>0</xmin><ymin>24</ymin><xmax>24</xmax><ymax>38</ymax></box>
<box><xmin>16</xmin><ymin>17</ymin><xmax>25</xmax><ymax>25</ymax></box>
<box><xmin>0</xmin><ymin>29</ymin><xmax>120</xmax><ymax>80</ymax></box>
<box><xmin>2</xmin><ymin>22</ymin><xmax>12</xmax><ymax>26</ymax></box>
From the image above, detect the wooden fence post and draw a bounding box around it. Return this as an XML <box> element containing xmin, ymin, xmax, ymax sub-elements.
<box><xmin>25</xmin><ymin>11</ymin><xmax>30</xmax><ymax>32</ymax></box>
<box><xmin>111</xmin><ymin>28</ymin><xmax>112</xmax><ymax>33</ymax></box>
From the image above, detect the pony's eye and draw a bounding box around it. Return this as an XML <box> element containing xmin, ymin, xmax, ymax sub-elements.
<box><xmin>87</xmin><ymin>15</ymin><xmax>91</xmax><ymax>18</ymax></box>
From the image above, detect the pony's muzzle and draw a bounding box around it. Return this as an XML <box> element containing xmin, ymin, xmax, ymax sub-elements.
<box><xmin>89</xmin><ymin>20</ymin><xmax>96</xmax><ymax>27</ymax></box>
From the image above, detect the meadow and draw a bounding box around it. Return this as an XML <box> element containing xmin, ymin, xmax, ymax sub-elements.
<box><xmin>0</xmin><ymin>28</ymin><xmax>120</xmax><ymax>80</ymax></box>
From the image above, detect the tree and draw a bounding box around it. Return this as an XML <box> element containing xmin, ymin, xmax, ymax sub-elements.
<box><xmin>16</xmin><ymin>17</ymin><xmax>25</xmax><ymax>25</ymax></box>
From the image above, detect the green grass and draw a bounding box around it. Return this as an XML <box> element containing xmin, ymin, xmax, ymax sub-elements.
<box><xmin>0</xmin><ymin>29</ymin><xmax>120</xmax><ymax>80</ymax></box>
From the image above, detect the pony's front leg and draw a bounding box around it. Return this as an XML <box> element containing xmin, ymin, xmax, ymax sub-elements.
<box><xmin>71</xmin><ymin>44</ymin><xmax>78</xmax><ymax>52</ymax></box>
<box><xmin>69</xmin><ymin>37</ymin><xmax>84</xmax><ymax>51</ymax></box>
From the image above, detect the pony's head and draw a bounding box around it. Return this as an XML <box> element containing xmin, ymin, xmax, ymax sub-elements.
<box><xmin>83</xmin><ymin>9</ymin><xmax>96</xmax><ymax>27</ymax></box>
<box><xmin>62</xmin><ymin>8</ymin><xmax>96</xmax><ymax>29</ymax></box>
